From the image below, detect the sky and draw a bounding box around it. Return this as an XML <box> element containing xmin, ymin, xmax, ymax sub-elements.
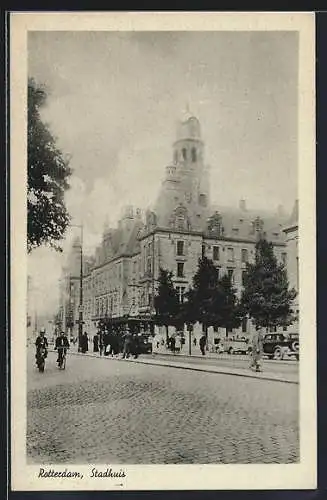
<box><xmin>27</xmin><ymin>30</ymin><xmax>298</xmax><ymax>318</ymax></box>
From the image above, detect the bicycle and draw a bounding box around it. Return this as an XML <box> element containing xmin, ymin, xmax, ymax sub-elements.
<box><xmin>57</xmin><ymin>347</ymin><xmax>68</xmax><ymax>370</ymax></box>
<box><xmin>36</xmin><ymin>346</ymin><xmax>47</xmax><ymax>372</ymax></box>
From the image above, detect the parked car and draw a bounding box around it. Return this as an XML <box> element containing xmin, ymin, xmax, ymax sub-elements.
<box><xmin>224</xmin><ymin>338</ymin><xmax>249</xmax><ymax>355</ymax></box>
<box><xmin>213</xmin><ymin>338</ymin><xmax>225</xmax><ymax>354</ymax></box>
<box><xmin>262</xmin><ymin>332</ymin><xmax>299</xmax><ymax>360</ymax></box>
<box><xmin>286</xmin><ymin>333</ymin><xmax>300</xmax><ymax>360</ymax></box>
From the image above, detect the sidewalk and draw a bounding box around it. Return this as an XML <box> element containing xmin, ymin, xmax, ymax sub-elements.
<box><xmin>63</xmin><ymin>347</ymin><xmax>298</xmax><ymax>385</ymax></box>
<box><xmin>150</xmin><ymin>348</ymin><xmax>297</xmax><ymax>365</ymax></box>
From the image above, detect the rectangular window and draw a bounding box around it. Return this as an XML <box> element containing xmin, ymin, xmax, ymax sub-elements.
<box><xmin>227</xmin><ymin>247</ymin><xmax>234</xmax><ymax>261</ymax></box>
<box><xmin>242</xmin><ymin>317</ymin><xmax>247</xmax><ymax>333</ymax></box>
<box><xmin>281</xmin><ymin>252</ymin><xmax>287</xmax><ymax>265</ymax></box>
<box><xmin>213</xmin><ymin>246</ymin><xmax>220</xmax><ymax>261</ymax></box>
<box><xmin>177</xmin><ymin>262</ymin><xmax>184</xmax><ymax>278</ymax></box>
<box><xmin>176</xmin><ymin>286</ymin><xmax>186</xmax><ymax>303</ymax></box>
<box><xmin>242</xmin><ymin>270</ymin><xmax>247</xmax><ymax>286</ymax></box>
<box><xmin>228</xmin><ymin>269</ymin><xmax>234</xmax><ymax>281</ymax></box>
<box><xmin>177</xmin><ymin>240</ymin><xmax>184</xmax><ymax>256</ymax></box>
<box><xmin>241</xmin><ymin>249</ymin><xmax>248</xmax><ymax>263</ymax></box>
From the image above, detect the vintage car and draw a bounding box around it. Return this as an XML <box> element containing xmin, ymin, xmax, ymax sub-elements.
<box><xmin>262</xmin><ymin>332</ymin><xmax>299</xmax><ymax>360</ymax></box>
<box><xmin>213</xmin><ymin>338</ymin><xmax>225</xmax><ymax>354</ymax></box>
<box><xmin>224</xmin><ymin>338</ymin><xmax>250</xmax><ymax>355</ymax></box>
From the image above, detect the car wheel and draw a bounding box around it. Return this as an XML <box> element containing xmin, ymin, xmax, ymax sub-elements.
<box><xmin>273</xmin><ymin>346</ymin><xmax>283</xmax><ymax>360</ymax></box>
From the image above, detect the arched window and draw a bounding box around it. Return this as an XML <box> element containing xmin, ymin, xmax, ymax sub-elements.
<box><xmin>182</xmin><ymin>148</ymin><xmax>187</xmax><ymax>161</ymax></box>
<box><xmin>191</xmin><ymin>147</ymin><xmax>197</xmax><ymax>162</ymax></box>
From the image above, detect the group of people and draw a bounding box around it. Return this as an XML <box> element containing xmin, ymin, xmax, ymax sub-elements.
<box><xmin>34</xmin><ymin>324</ymin><xmax>265</xmax><ymax>373</ymax></box>
<box><xmin>92</xmin><ymin>328</ymin><xmax>141</xmax><ymax>359</ymax></box>
<box><xmin>166</xmin><ymin>333</ymin><xmax>207</xmax><ymax>356</ymax></box>
<box><xmin>35</xmin><ymin>328</ymin><xmax>70</xmax><ymax>367</ymax></box>
<box><xmin>164</xmin><ymin>329</ymin><xmax>265</xmax><ymax>371</ymax></box>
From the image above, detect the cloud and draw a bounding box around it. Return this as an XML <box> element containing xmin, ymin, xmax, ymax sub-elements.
<box><xmin>27</xmin><ymin>30</ymin><xmax>298</xmax><ymax>318</ymax></box>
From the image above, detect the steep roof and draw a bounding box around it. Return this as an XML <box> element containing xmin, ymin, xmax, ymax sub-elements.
<box><xmin>208</xmin><ymin>204</ymin><xmax>288</xmax><ymax>242</ymax></box>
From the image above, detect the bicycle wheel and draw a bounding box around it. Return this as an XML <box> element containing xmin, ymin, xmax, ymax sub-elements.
<box><xmin>62</xmin><ymin>356</ymin><xmax>66</xmax><ymax>369</ymax></box>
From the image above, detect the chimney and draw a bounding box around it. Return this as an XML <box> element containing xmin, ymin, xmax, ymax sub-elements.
<box><xmin>239</xmin><ymin>199</ymin><xmax>246</xmax><ymax>211</ymax></box>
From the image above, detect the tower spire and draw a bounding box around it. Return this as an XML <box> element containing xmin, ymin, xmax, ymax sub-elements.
<box><xmin>182</xmin><ymin>101</ymin><xmax>193</xmax><ymax>121</ymax></box>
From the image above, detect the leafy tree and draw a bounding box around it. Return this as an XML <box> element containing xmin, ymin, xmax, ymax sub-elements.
<box><xmin>241</xmin><ymin>238</ymin><xmax>297</xmax><ymax>331</ymax></box>
<box><xmin>154</xmin><ymin>268</ymin><xmax>180</xmax><ymax>341</ymax></box>
<box><xmin>28</xmin><ymin>78</ymin><xmax>72</xmax><ymax>252</ymax></box>
<box><xmin>186</xmin><ymin>256</ymin><xmax>220</xmax><ymax>339</ymax></box>
<box><xmin>214</xmin><ymin>274</ymin><xmax>243</xmax><ymax>338</ymax></box>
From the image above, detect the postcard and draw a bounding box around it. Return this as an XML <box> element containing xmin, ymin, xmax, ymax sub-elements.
<box><xmin>10</xmin><ymin>11</ymin><xmax>316</xmax><ymax>491</ymax></box>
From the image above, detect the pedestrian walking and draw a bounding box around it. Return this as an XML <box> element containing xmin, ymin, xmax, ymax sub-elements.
<box><xmin>122</xmin><ymin>327</ymin><xmax>132</xmax><ymax>359</ymax></box>
<box><xmin>199</xmin><ymin>334</ymin><xmax>206</xmax><ymax>356</ymax></box>
<box><xmin>81</xmin><ymin>331</ymin><xmax>89</xmax><ymax>354</ymax></box>
<box><xmin>250</xmin><ymin>328</ymin><xmax>264</xmax><ymax>372</ymax></box>
<box><xmin>93</xmin><ymin>332</ymin><xmax>99</xmax><ymax>353</ymax></box>
<box><xmin>170</xmin><ymin>336</ymin><xmax>176</xmax><ymax>353</ymax></box>
<box><xmin>131</xmin><ymin>333</ymin><xmax>140</xmax><ymax>359</ymax></box>
<box><xmin>99</xmin><ymin>331</ymin><xmax>104</xmax><ymax>356</ymax></box>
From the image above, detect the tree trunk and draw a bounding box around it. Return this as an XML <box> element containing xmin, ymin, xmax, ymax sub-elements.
<box><xmin>203</xmin><ymin>323</ymin><xmax>208</xmax><ymax>349</ymax></box>
<box><xmin>165</xmin><ymin>324</ymin><xmax>169</xmax><ymax>343</ymax></box>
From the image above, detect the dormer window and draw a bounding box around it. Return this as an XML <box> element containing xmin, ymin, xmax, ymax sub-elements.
<box><xmin>182</xmin><ymin>148</ymin><xmax>187</xmax><ymax>161</ymax></box>
<box><xmin>199</xmin><ymin>194</ymin><xmax>207</xmax><ymax>207</ymax></box>
<box><xmin>191</xmin><ymin>147</ymin><xmax>197</xmax><ymax>162</ymax></box>
<box><xmin>207</xmin><ymin>211</ymin><xmax>223</xmax><ymax>236</ymax></box>
<box><xmin>251</xmin><ymin>216</ymin><xmax>264</xmax><ymax>235</ymax></box>
<box><xmin>169</xmin><ymin>204</ymin><xmax>191</xmax><ymax>231</ymax></box>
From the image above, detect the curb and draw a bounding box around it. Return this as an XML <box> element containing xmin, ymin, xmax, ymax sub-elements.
<box><xmin>62</xmin><ymin>350</ymin><xmax>298</xmax><ymax>385</ymax></box>
<box><xmin>151</xmin><ymin>351</ymin><xmax>298</xmax><ymax>366</ymax></box>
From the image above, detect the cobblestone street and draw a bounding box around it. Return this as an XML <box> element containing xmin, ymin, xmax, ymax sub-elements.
<box><xmin>27</xmin><ymin>348</ymin><xmax>299</xmax><ymax>464</ymax></box>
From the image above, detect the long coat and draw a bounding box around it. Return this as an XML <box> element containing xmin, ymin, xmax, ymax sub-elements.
<box><xmin>81</xmin><ymin>334</ymin><xmax>89</xmax><ymax>353</ymax></box>
<box><xmin>251</xmin><ymin>330</ymin><xmax>264</xmax><ymax>363</ymax></box>
<box><xmin>93</xmin><ymin>334</ymin><xmax>99</xmax><ymax>352</ymax></box>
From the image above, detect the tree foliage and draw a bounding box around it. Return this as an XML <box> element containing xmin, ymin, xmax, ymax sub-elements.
<box><xmin>186</xmin><ymin>257</ymin><xmax>219</xmax><ymax>332</ymax></box>
<box><xmin>185</xmin><ymin>257</ymin><xmax>242</xmax><ymax>336</ymax></box>
<box><xmin>28</xmin><ymin>78</ymin><xmax>72</xmax><ymax>252</ymax></box>
<box><xmin>154</xmin><ymin>268</ymin><xmax>180</xmax><ymax>336</ymax></box>
<box><xmin>213</xmin><ymin>274</ymin><xmax>243</xmax><ymax>336</ymax></box>
<box><xmin>241</xmin><ymin>238</ymin><xmax>297</xmax><ymax>330</ymax></box>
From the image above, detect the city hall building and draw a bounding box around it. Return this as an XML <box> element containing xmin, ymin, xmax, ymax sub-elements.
<box><xmin>58</xmin><ymin>113</ymin><xmax>298</xmax><ymax>347</ymax></box>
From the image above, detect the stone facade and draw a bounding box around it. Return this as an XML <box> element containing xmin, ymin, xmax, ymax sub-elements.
<box><xmin>283</xmin><ymin>200</ymin><xmax>299</xmax><ymax>329</ymax></box>
<box><xmin>60</xmin><ymin>113</ymin><xmax>296</xmax><ymax>342</ymax></box>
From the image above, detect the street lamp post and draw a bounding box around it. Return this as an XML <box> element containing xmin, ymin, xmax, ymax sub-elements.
<box><xmin>70</xmin><ymin>224</ymin><xmax>84</xmax><ymax>350</ymax></box>
<box><xmin>78</xmin><ymin>224</ymin><xmax>84</xmax><ymax>350</ymax></box>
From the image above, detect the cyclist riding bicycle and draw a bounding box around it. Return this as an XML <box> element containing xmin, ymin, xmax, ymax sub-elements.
<box><xmin>55</xmin><ymin>331</ymin><xmax>70</xmax><ymax>366</ymax></box>
<box><xmin>35</xmin><ymin>328</ymin><xmax>48</xmax><ymax>365</ymax></box>
<box><xmin>35</xmin><ymin>328</ymin><xmax>48</xmax><ymax>366</ymax></box>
